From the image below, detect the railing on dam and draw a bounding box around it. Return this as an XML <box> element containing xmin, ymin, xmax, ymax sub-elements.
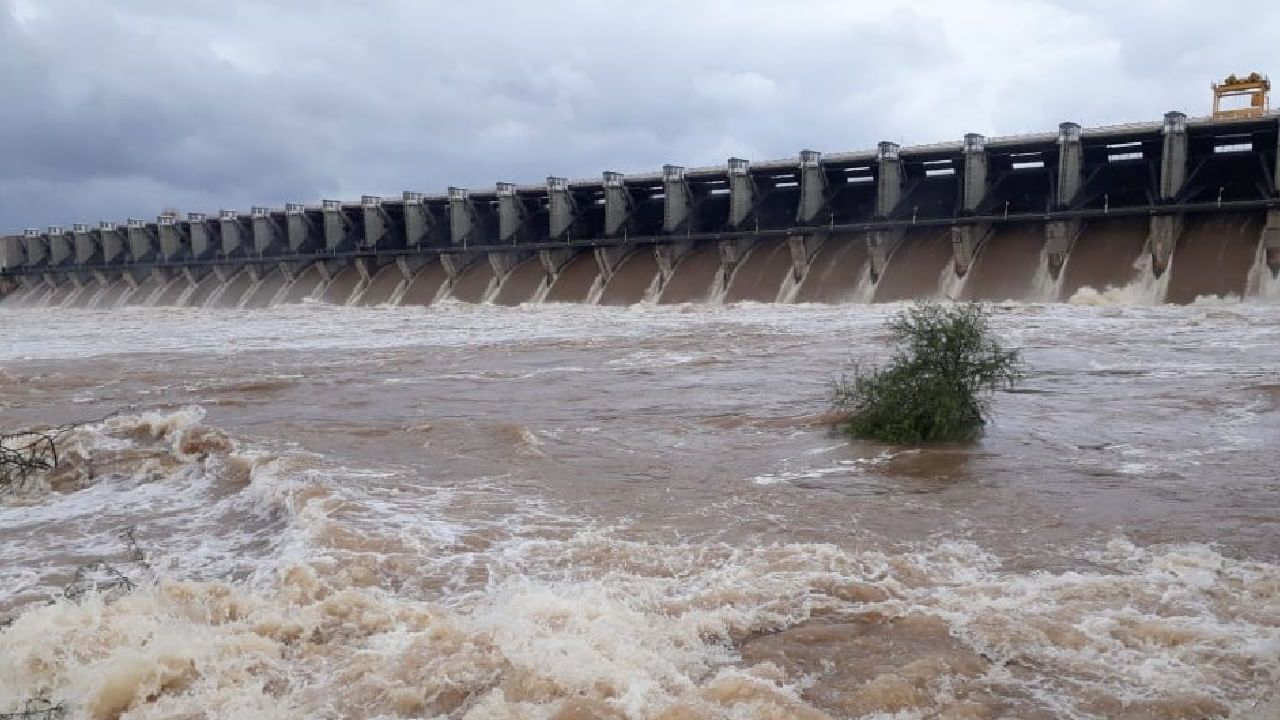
<box><xmin>3</xmin><ymin>110</ymin><xmax>1279</xmax><ymax>279</ymax></box>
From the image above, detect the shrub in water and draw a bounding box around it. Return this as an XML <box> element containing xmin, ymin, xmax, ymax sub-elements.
<box><xmin>832</xmin><ymin>302</ymin><xmax>1023</xmax><ymax>444</ymax></box>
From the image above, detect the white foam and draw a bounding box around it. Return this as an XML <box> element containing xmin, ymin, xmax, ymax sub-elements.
<box><xmin>1068</xmin><ymin>251</ymin><xmax>1169</xmax><ymax>305</ymax></box>
<box><xmin>1245</xmin><ymin>238</ymin><xmax>1280</xmax><ymax>301</ymax></box>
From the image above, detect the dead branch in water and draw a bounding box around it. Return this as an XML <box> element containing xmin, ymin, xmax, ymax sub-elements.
<box><xmin>63</xmin><ymin>527</ymin><xmax>151</xmax><ymax>601</ymax></box>
<box><xmin>1</xmin><ymin>526</ymin><xmax>152</xmax><ymax>631</ymax></box>
<box><xmin>0</xmin><ymin>699</ymin><xmax>65</xmax><ymax>720</ymax></box>
<box><xmin>0</xmin><ymin>411</ymin><xmax>121</xmax><ymax>494</ymax></box>
<box><xmin>0</xmin><ymin>431</ymin><xmax>58</xmax><ymax>489</ymax></box>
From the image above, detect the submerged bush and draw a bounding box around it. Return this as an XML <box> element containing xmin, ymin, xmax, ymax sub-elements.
<box><xmin>832</xmin><ymin>302</ymin><xmax>1023</xmax><ymax>444</ymax></box>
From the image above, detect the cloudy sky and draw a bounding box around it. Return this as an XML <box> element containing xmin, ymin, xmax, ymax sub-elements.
<box><xmin>2</xmin><ymin>0</ymin><xmax>1277</xmax><ymax>230</ymax></box>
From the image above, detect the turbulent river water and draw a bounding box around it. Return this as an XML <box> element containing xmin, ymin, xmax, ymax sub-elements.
<box><xmin>1</xmin><ymin>299</ymin><xmax>1278</xmax><ymax>720</ymax></box>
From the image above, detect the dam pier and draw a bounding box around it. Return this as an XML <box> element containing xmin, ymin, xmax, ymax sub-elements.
<box><xmin>3</xmin><ymin>110</ymin><xmax>1279</xmax><ymax>307</ymax></box>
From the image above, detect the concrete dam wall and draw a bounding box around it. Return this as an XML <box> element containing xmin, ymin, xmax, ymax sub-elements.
<box><xmin>3</xmin><ymin>111</ymin><xmax>1280</xmax><ymax>308</ymax></box>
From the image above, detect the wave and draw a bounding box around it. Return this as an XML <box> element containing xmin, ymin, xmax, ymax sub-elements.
<box><xmin>1</xmin><ymin>528</ymin><xmax>1275</xmax><ymax>719</ymax></box>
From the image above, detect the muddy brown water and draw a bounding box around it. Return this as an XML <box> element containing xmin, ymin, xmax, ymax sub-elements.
<box><xmin>724</xmin><ymin>239</ymin><xmax>790</xmax><ymax>303</ymax></box>
<box><xmin>1060</xmin><ymin>217</ymin><xmax>1149</xmax><ymax>299</ymax></box>
<box><xmin>0</xmin><ymin>301</ymin><xmax>1277</xmax><ymax>719</ymax></box>
<box><xmin>241</xmin><ymin>270</ymin><xmax>284</xmax><ymax>308</ymax></box>
<box><xmin>659</xmin><ymin>246</ymin><xmax>722</xmax><ymax>304</ymax></box>
<box><xmin>183</xmin><ymin>271</ymin><xmax>224</xmax><ymax>308</ymax></box>
<box><xmin>492</xmin><ymin>257</ymin><xmax>548</xmax><ymax>306</ymax></box>
<box><xmin>319</xmin><ymin>265</ymin><xmax>361</xmax><ymax>305</ymax></box>
<box><xmin>872</xmin><ymin>228</ymin><xmax>953</xmax><ymax>302</ymax></box>
<box><xmin>794</xmin><ymin>234</ymin><xmax>871</xmax><ymax>303</ymax></box>
<box><xmin>599</xmin><ymin>249</ymin><xmax>660</xmax><ymax>305</ymax></box>
<box><xmin>449</xmin><ymin>259</ymin><xmax>496</xmax><ymax>303</ymax></box>
<box><xmin>542</xmin><ymin>249</ymin><xmax>596</xmax><ymax>302</ymax></box>
<box><xmin>544</xmin><ymin>251</ymin><xmax>600</xmax><ymax>304</ymax></box>
<box><xmin>1167</xmin><ymin>212</ymin><xmax>1262</xmax><ymax>304</ymax></box>
<box><xmin>960</xmin><ymin>224</ymin><xmax>1047</xmax><ymax>302</ymax></box>
<box><xmin>401</xmin><ymin>262</ymin><xmax>449</xmax><ymax>306</ymax></box>
<box><xmin>89</xmin><ymin>278</ymin><xmax>131</xmax><ymax>309</ymax></box>
<box><xmin>357</xmin><ymin>264</ymin><xmax>405</xmax><ymax>306</ymax></box>
<box><xmin>277</xmin><ymin>263</ymin><xmax>324</xmax><ymax>305</ymax></box>
<box><xmin>44</xmin><ymin>284</ymin><xmax>75</xmax><ymax>308</ymax></box>
<box><xmin>210</xmin><ymin>268</ymin><xmax>255</xmax><ymax>308</ymax></box>
<box><xmin>151</xmin><ymin>275</ymin><xmax>190</xmax><ymax>306</ymax></box>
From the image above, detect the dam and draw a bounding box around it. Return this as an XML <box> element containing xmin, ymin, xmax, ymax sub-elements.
<box><xmin>2</xmin><ymin>109</ymin><xmax>1279</xmax><ymax>308</ymax></box>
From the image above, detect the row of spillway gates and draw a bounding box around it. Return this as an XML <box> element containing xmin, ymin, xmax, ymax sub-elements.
<box><xmin>3</xmin><ymin>109</ymin><xmax>1279</xmax><ymax>306</ymax></box>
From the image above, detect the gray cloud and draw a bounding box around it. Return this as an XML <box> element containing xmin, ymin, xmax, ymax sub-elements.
<box><xmin>2</xmin><ymin>0</ymin><xmax>1278</xmax><ymax>230</ymax></box>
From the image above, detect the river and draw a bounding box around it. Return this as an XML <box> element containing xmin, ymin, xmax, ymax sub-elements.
<box><xmin>1</xmin><ymin>299</ymin><xmax>1277</xmax><ymax>719</ymax></box>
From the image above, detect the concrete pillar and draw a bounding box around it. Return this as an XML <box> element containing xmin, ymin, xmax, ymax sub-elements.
<box><xmin>547</xmin><ymin>177</ymin><xmax>578</xmax><ymax>240</ymax></box>
<box><xmin>539</xmin><ymin>247</ymin><xmax>575</xmax><ymax>275</ymax></box>
<box><xmin>72</xmin><ymin>224</ymin><xmax>99</xmax><ymax>265</ymax></box>
<box><xmin>99</xmin><ymin>222</ymin><xmax>126</xmax><ymax>265</ymax></box>
<box><xmin>1159</xmin><ymin>111</ymin><xmax>1188</xmax><ymax>201</ymax></box>
<box><xmin>441</xmin><ymin>252</ymin><xmax>482</xmax><ymax>279</ymax></box>
<box><xmin>951</xmin><ymin>224</ymin><xmax>990</xmax><ymax>277</ymax></box>
<box><xmin>1042</xmin><ymin>122</ymin><xmax>1086</xmax><ymax>280</ymax></box>
<box><xmin>786</xmin><ymin>233</ymin><xmax>821</xmax><ymax>282</ymax></box>
<box><xmin>662</xmin><ymin>165</ymin><xmax>693</xmax><ymax>233</ymax></box>
<box><xmin>182</xmin><ymin>266</ymin><xmax>203</xmax><ymax>288</ymax></box>
<box><xmin>489</xmin><ymin>249</ymin><xmax>528</xmax><ymax>278</ymax></box>
<box><xmin>718</xmin><ymin>236</ymin><xmax>755</xmax><ymax>269</ymax></box>
<box><xmin>1146</xmin><ymin>111</ymin><xmax>1189</xmax><ymax>277</ymax></box>
<box><xmin>395</xmin><ymin>255</ymin><xmax>427</xmax><ymax>281</ymax></box>
<box><xmin>123</xmin><ymin>267</ymin><xmax>146</xmax><ymax>290</ymax></box>
<box><xmin>594</xmin><ymin>245</ymin><xmax>629</xmax><ymax>280</ymax></box>
<box><xmin>22</xmin><ymin>228</ymin><xmax>48</xmax><ymax>267</ymax></box>
<box><xmin>403</xmin><ymin>192</ymin><xmax>431</xmax><ymax>246</ymax></box>
<box><xmin>496</xmin><ymin>183</ymin><xmax>526</xmax><ymax>242</ymax></box>
<box><xmin>867</xmin><ymin>229</ymin><xmax>901</xmax><ymax>282</ymax></box>
<box><xmin>354</xmin><ymin>257</ymin><xmax>374</xmax><ymax>283</ymax></box>
<box><xmin>875</xmin><ymin>142</ymin><xmax>904</xmax><ymax>219</ymax></box>
<box><xmin>603</xmin><ymin>172</ymin><xmax>632</xmax><ymax>237</ymax></box>
<box><xmin>219</xmin><ymin>210</ymin><xmax>245</xmax><ymax>256</ymax></box>
<box><xmin>322</xmin><ymin>200</ymin><xmax>349</xmax><ymax>251</ymax></box>
<box><xmin>715</xmin><ymin>237</ymin><xmax>756</xmax><ymax>296</ymax></box>
<box><xmin>448</xmin><ymin>187</ymin><xmax>474</xmax><ymax>245</ymax></box>
<box><xmin>1148</xmin><ymin>214</ymin><xmax>1182</xmax><ymax>276</ymax></box>
<box><xmin>187</xmin><ymin>213</ymin><xmax>212</xmax><ymax>259</ymax></box>
<box><xmin>1</xmin><ymin>235</ymin><xmax>24</xmax><ymax>270</ymax></box>
<box><xmin>68</xmin><ymin>273</ymin><xmax>89</xmax><ymax>296</ymax></box>
<box><xmin>796</xmin><ymin>150</ymin><xmax>827</xmax><ymax>224</ymax></box>
<box><xmin>126</xmin><ymin>219</ymin><xmax>157</xmax><ymax>263</ymax></box>
<box><xmin>275</xmin><ymin>261</ymin><xmax>296</xmax><ymax>285</ymax></box>
<box><xmin>868</xmin><ymin>141</ymin><xmax>906</xmax><ymax>282</ymax></box>
<box><xmin>1045</xmin><ymin>220</ymin><xmax>1081</xmax><ymax>279</ymax></box>
<box><xmin>157</xmin><ymin>213</ymin><xmax>187</xmax><ymax>261</ymax></box>
<box><xmin>727</xmin><ymin>158</ymin><xmax>756</xmax><ymax>229</ymax></box>
<box><xmin>1056</xmin><ymin>122</ymin><xmax>1083</xmax><ymax>209</ymax></box>
<box><xmin>962</xmin><ymin>133</ymin><xmax>988</xmax><ymax>213</ymax></box>
<box><xmin>655</xmin><ymin>241</ymin><xmax>693</xmax><ymax>281</ymax></box>
<box><xmin>1264</xmin><ymin>209</ymin><xmax>1280</xmax><ymax>274</ymax></box>
<box><xmin>250</xmin><ymin>206</ymin><xmax>281</xmax><ymax>255</ymax></box>
<box><xmin>284</xmin><ymin>204</ymin><xmax>309</xmax><ymax>252</ymax></box>
<box><xmin>47</xmin><ymin>227</ymin><xmax>73</xmax><ymax>266</ymax></box>
<box><xmin>361</xmin><ymin>195</ymin><xmax>388</xmax><ymax>248</ymax></box>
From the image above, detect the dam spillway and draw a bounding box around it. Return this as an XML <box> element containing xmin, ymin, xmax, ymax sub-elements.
<box><xmin>3</xmin><ymin>111</ymin><xmax>1280</xmax><ymax>308</ymax></box>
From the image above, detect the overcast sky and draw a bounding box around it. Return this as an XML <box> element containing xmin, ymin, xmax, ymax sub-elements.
<box><xmin>1</xmin><ymin>0</ymin><xmax>1277</xmax><ymax>231</ymax></box>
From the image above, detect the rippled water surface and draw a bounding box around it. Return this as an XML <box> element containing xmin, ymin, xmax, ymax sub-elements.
<box><xmin>1</xmin><ymin>300</ymin><xmax>1278</xmax><ymax>719</ymax></box>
